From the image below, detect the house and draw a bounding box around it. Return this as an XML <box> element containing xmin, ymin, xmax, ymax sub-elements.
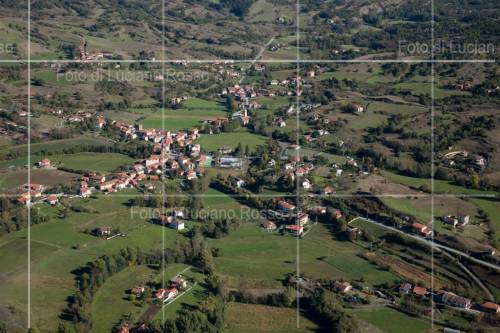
<box><xmin>437</xmin><ymin>291</ymin><xmax>471</xmax><ymax>309</ymax></box>
<box><xmin>480</xmin><ymin>302</ymin><xmax>500</xmax><ymax>315</ymax></box>
<box><xmin>80</xmin><ymin>185</ymin><xmax>92</xmax><ymax>197</ymax></box>
<box><xmin>443</xmin><ymin>215</ymin><xmax>458</xmax><ymax>227</ymax></box>
<box><xmin>333</xmin><ymin>209</ymin><xmax>342</xmax><ymax>219</ymax></box>
<box><xmin>170</xmin><ymin>276</ymin><xmax>188</xmax><ymax>290</ymax></box>
<box><xmin>218</xmin><ymin>156</ymin><xmax>242</xmax><ymax>168</ymax></box>
<box><xmin>38</xmin><ymin>158</ymin><xmax>51</xmax><ymax>168</ymax></box>
<box><xmin>231</xmin><ymin>177</ymin><xmax>246</xmax><ymax>188</ymax></box>
<box><xmin>413</xmin><ymin>286</ymin><xmax>428</xmax><ymax>297</ymax></box>
<box><xmin>399</xmin><ymin>283</ymin><xmax>412</xmax><ymax>294</ymax></box>
<box><xmin>298</xmin><ymin>213</ymin><xmax>309</xmax><ymax>226</ymax></box>
<box><xmin>117</xmin><ymin>325</ymin><xmax>129</xmax><ymax>333</ymax></box>
<box><xmin>46</xmin><ymin>195</ymin><xmax>58</xmax><ymax>205</ymax></box>
<box><xmin>262</xmin><ymin>220</ymin><xmax>277</xmax><ymax>231</ymax></box>
<box><xmin>301</xmin><ymin>179</ymin><xmax>312</xmax><ymax>189</ymax></box>
<box><xmin>346</xmin><ymin>227</ymin><xmax>359</xmax><ymax>239</ymax></box>
<box><xmin>285</xmin><ymin>224</ymin><xmax>303</xmax><ymax>236</ymax></box>
<box><xmin>131</xmin><ymin>286</ymin><xmax>145</xmax><ymax>296</ymax></box>
<box><xmin>97</xmin><ymin>226</ymin><xmax>112</xmax><ymax>237</ymax></box>
<box><xmin>322</xmin><ymin>186</ymin><xmax>334</xmax><ymax>195</ymax></box>
<box><xmin>169</xmin><ymin>220</ymin><xmax>185</xmax><ymax>230</ymax></box>
<box><xmin>458</xmin><ymin>215</ymin><xmax>470</xmax><ymax>226</ymax></box>
<box><xmin>412</xmin><ymin>223</ymin><xmax>432</xmax><ymax>237</ymax></box>
<box><xmin>156</xmin><ymin>288</ymin><xmax>178</xmax><ymax>301</ymax></box>
<box><xmin>277</xmin><ymin>200</ymin><xmax>296</xmax><ymax>213</ymax></box>
<box><xmin>96</xmin><ymin>117</ymin><xmax>106</xmax><ymax>129</ymax></box>
<box><xmin>312</xmin><ymin>206</ymin><xmax>327</xmax><ymax>215</ymax></box>
<box><xmin>100</xmin><ymin>180</ymin><xmax>117</xmax><ymax>192</ymax></box>
<box><xmin>334</xmin><ymin>281</ymin><xmax>352</xmax><ymax>293</ymax></box>
<box><xmin>352</xmin><ymin>103</ymin><xmax>364</xmax><ymax>113</ymax></box>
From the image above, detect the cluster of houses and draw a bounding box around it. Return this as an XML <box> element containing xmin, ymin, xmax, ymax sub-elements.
<box><xmin>157</xmin><ymin>212</ymin><xmax>185</xmax><ymax>230</ymax></box>
<box><xmin>155</xmin><ymin>275</ymin><xmax>188</xmax><ymax>303</ymax></box>
<box><xmin>261</xmin><ymin>198</ymin><xmax>341</xmax><ymax>237</ymax></box>
<box><xmin>16</xmin><ymin>183</ymin><xmax>59</xmax><ymax>206</ymax></box>
<box><xmin>398</xmin><ymin>282</ymin><xmax>500</xmax><ymax>315</ymax></box>
<box><xmin>442</xmin><ymin>150</ymin><xmax>487</xmax><ymax>169</ymax></box>
<box><xmin>443</xmin><ymin>215</ymin><xmax>470</xmax><ymax>228</ymax></box>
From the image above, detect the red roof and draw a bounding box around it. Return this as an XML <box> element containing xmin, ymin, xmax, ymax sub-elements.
<box><xmin>47</xmin><ymin>195</ymin><xmax>57</xmax><ymax>201</ymax></box>
<box><xmin>285</xmin><ymin>225</ymin><xmax>303</xmax><ymax>231</ymax></box>
<box><xmin>481</xmin><ymin>302</ymin><xmax>500</xmax><ymax>311</ymax></box>
<box><xmin>413</xmin><ymin>286</ymin><xmax>427</xmax><ymax>296</ymax></box>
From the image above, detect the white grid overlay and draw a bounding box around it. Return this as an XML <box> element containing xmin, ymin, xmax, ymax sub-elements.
<box><xmin>1</xmin><ymin>0</ymin><xmax>492</xmax><ymax>330</ymax></box>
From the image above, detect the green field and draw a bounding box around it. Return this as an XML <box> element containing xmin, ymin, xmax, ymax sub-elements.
<box><xmin>0</xmin><ymin>137</ymin><xmax>114</xmax><ymax>159</ymax></box>
<box><xmin>0</xmin><ymin>190</ymin><xmax>182</xmax><ymax>332</ymax></box>
<box><xmin>196</xmin><ymin>131</ymin><xmax>268</xmax><ymax>153</ymax></box>
<box><xmin>90</xmin><ymin>265</ymin><xmax>158</xmax><ymax>333</ymax></box>
<box><xmin>351</xmin><ymin>307</ymin><xmax>432</xmax><ymax>333</ymax></box>
<box><xmin>223</xmin><ymin>302</ymin><xmax>318</xmax><ymax>333</ymax></box>
<box><xmin>49</xmin><ymin>152</ymin><xmax>135</xmax><ymax>173</ymax></box>
<box><xmin>90</xmin><ymin>264</ymin><xmax>206</xmax><ymax>333</ymax></box>
<box><xmin>139</xmin><ymin>98</ymin><xmax>229</xmax><ymax>132</ymax></box>
<box><xmin>0</xmin><ymin>169</ymin><xmax>77</xmax><ymax>189</ymax></box>
<box><xmin>380</xmin><ymin>170</ymin><xmax>498</xmax><ymax>195</ymax></box>
<box><xmin>0</xmin><ymin>152</ymin><xmax>135</xmax><ymax>174</ymax></box>
<box><xmin>210</xmin><ymin>223</ymin><xmax>398</xmax><ymax>289</ymax></box>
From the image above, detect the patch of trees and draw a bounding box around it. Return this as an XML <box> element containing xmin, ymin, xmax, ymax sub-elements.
<box><xmin>0</xmin><ymin>198</ymin><xmax>49</xmax><ymax>235</ymax></box>
<box><xmin>303</xmin><ymin>290</ymin><xmax>360</xmax><ymax>333</ymax></box>
<box><xmin>62</xmin><ymin>229</ymin><xmax>216</xmax><ymax>332</ymax></box>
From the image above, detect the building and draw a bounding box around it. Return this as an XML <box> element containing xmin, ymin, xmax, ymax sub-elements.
<box><xmin>38</xmin><ymin>158</ymin><xmax>52</xmax><ymax>168</ymax></box>
<box><xmin>97</xmin><ymin>226</ymin><xmax>112</xmax><ymax>238</ymax></box>
<box><xmin>322</xmin><ymin>186</ymin><xmax>334</xmax><ymax>195</ymax></box>
<box><xmin>399</xmin><ymin>282</ymin><xmax>412</xmax><ymax>294</ymax></box>
<box><xmin>334</xmin><ymin>281</ymin><xmax>352</xmax><ymax>293</ymax></box>
<box><xmin>169</xmin><ymin>221</ymin><xmax>185</xmax><ymax>230</ymax></box>
<box><xmin>285</xmin><ymin>225</ymin><xmax>303</xmax><ymax>236</ymax></box>
<box><xmin>297</xmin><ymin>213</ymin><xmax>309</xmax><ymax>226</ymax></box>
<box><xmin>480</xmin><ymin>302</ymin><xmax>500</xmax><ymax>315</ymax></box>
<box><xmin>277</xmin><ymin>200</ymin><xmax>296</xmax><ymax>213</ymax></box>
<box><xmin>436</xmin><ymin>291</ymin><xmax>472</xmax><ymax>309</ymax></box>
<box><xmin>170</xmin><ymin>276</ymin><xmax>188</xmax><ymax>290</ymax></box>
<box><xmin>413</xmin><ymin>286</ymin><xmax>428</xmax><ymax>297</ymax></box>
<box><xmin>46</xmin><ymin>195</ymin><xmax>58</xmax><ymax>205</ymax></box>
<box><xmin>156</xmin><ymin>288</ymin><xmax>178</xmax><ymax>301</ymax></box>
<box><xmin>261</xmin><ymin>220</ymin><xmax>277</xmax><ymax>231</ymax></box>
<box><xmin>412</xmin><ymin>223</ymin><xmax>432</xmax><ymax>237</ymax></box>
<box><xmin>131</xmin><ymin>286</ymin><xmax>145</xmax><ymax>296</ymax></box>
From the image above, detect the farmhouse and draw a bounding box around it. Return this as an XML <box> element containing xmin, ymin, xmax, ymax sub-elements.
<box><xmin>413</xmin><ymin>286</ymin><xmax>428</xmax><ymax>297</ymax></box>
<box><xmin>334</xmin><ymin>281</ymin><xmax>352</xmax><ymax>293</ymax></box>
<box><xmin>38</xmin><ymin>158</ymin><xmax>52</xmax><ymax>168</ymax></box>
<box><xmin>156</xmin><ymin>287</ymin><xmax>178</xmax><ymax>301</ymax></box>
<box><xmin>97</xmin><ymin>226</ymin><xmax>112</xmax><ymax>238</ymax></box>
<box><xmin>322</xmin><ymin>186</ymin><xmax>334</xmax><ymax>195</ymax></box>
<box><xmin>480</xmin><ymin>302</ymin><xmax>500</xmax><ymax>315</ymax></box>
<box><xmin>261</xmin><ymin>220</ymin><xmax>277</xmax><ymax>231</ymax></box>
<box><xmin>412</xmin><ymin>223</ymin><xmax>432</xmax><ymax>237</ymax></box>
<box><xmin>436</xmin><ymin>291</ymin><xmax>472</xmax><ymax>309</ymax></box>
<box><xmin>131</xmin><ymin>286</ymin><xmax>145</xmax><ymax>296</ymax></box>
<box><xmin>169</xmin><ymin>220</ymin><xmax>185</xmax><ymax>230</ymax></box>
<box><xmin>285</xmin><ymin>224</ymin><xmax>303</xmax><ymax>236</ymax></box>
<box><xmin>399</xmin><ymin>282</ymin><xmax>412</xmax><ymax>294</ymax></box>
<box><xmin>443</xmin><ymin>215</ymin><xmax>469</xmax><ymax>227</ymax></box>
<box><xmin>170</xmin><ymin>276</ymin><xmax>188</xmax><ymax>290</ymax></box>
<box><xmin>297</xmin><ymin>213</ymin><xmax>309</xmax><ymax>226</ymax></box>
<box><xmin>46</xmin><ymin>195</ymin><xmax>58</xmax><ymax>205</ymax></box>
<box><xmin>277</xmin><ymin>200</ymin><xmax>296</xmax><ymax>213</ymax></box>
<box><xmin>352</xmin><ymin>103</ymin><xmax>364</xmax><ymax>113</ymax></box>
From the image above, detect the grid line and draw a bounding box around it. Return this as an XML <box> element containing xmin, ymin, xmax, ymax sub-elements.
<box><xmin>14</xmin><ymin>1</ymin><xmax>498</xmax><ymax>331</ymax></box>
